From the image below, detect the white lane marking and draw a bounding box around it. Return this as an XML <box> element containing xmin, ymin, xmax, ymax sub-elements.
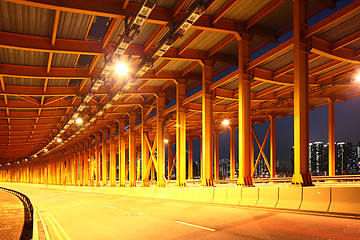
<box><xmin>78</xmin><ymin>199</ymin><xmax>84</xmax><ymax>201</ymax></box>
<box><xmin>176</xmin><ymin>221</ymin><xmax>215</xmax><ymax>232</ymax></box>
<box><xmin>105</xmin><ymin>205</ymin><xmax>116</xmax><ymax>208</ymax></box>
<box><xmin>137</xmin><ymin>213</ymin><xmax>145</xmax><ymax>215</ymax></box>
<box><xmin>145</xmin><ymin>212</ymin><xmax>150</xmax><ymax>215</ymax></box>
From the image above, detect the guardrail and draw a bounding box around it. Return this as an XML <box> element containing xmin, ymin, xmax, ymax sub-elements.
<box><xmin>0</xmin><ymin>186</ymin><xmax>34</xmax><ymax>240</ymax></box>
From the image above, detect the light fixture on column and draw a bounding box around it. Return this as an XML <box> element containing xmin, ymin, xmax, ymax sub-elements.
<box><xmin>164</xmin><ymin>139</ymin><xmax>169</xmax><ymax>144</ymax></box>
<box><xmin>44</xmin><ymin>149</ymin><xmax>48</xmax><ymax>153</ymax></box>
<box><xmin>56</xmin><ymin>138</ymin><xmax>62</xmax><ymax>143</ymax></box>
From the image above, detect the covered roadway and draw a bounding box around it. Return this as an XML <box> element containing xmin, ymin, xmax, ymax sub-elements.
<box><xmin>2</xmin><ymin>182</ymin><xmax>360</xmax><ymax>240</ymax></box>
<box><xmin>1</xmin><ymin>0</ymin><xmax>360</xmax><ymax>238</ymax></box>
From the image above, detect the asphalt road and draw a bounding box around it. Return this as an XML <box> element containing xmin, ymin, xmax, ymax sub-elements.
<box><xmin>2</xmin><ymin>184</ymin><xmax>360</xmax><ymax>240</ymax></box>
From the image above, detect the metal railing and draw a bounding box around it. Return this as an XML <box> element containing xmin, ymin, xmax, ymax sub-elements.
<box><xmin>0</xmin><ymin>186</ymin><xmax>34</xmax><ymax>240</ymax></box>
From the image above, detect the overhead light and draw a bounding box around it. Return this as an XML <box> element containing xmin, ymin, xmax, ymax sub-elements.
<box><xmin>44</xmin><ymin>149</ymin><xmax>48</xmax><ymax>152</ymax></box>
<box><xmin>57</xmin><ymin>138</ymin><xmax>62</xmax><ymax>143</ymax></box>
<box><xmin>222</xmin><ymin>119</ymin><xmax>230</xmax><ymax>126</ymax></box>
<box><xmin>34</xmin><ymin>154</ymin><xmax>37</xmax><ymax>158</ymax></box>
<box><xmin>355</xmin><ymin>74</ymin><xmax>360</xmax><ymax>83</ymax></box>
<box><xmin>76</xmin><ymin>118</ymin><xmax>83</xmax><ymax>124</ymax></box>
<box><xmin>115</xmin><ymin>62</ymin><xmax>129</xmax><ymax>76</ymax></box>
<box><xmin>164</xmin><ymin>139</ymin><xmax>169</xmax><ymax>144</ymax></box>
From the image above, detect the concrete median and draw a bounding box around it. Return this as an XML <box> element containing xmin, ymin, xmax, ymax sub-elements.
<box><xmin>328</xmin><ymin>186</ymin><xmax>360</xmax><ymax>215</ymax></box>
<box><xmin>256</xmin><ymin>187</ymin><xmax>279</xmax><ymax>208</ymax></box>
<box><xmin>276</xmin><ymin>186</ymin><xmax>302</xmax><ymax>210</ymax></box>
<box><xmin>300</xmin><ymin>186</ymin><xmax>330</xmax><ymax>212</ymax></box>
<box><xmin>224</xmin><ymin>187</ymin><xmax>242</xmax><ymax>205</ymax></box>
<box><xmin>212</xmin><ymin>187</ymin><xmax>228</xmax><ymax>204</ymax></box>
<box><xmin>239</xmin><ymin>187</ymin><xmax>259</xmax><ymax>206</ymax></box>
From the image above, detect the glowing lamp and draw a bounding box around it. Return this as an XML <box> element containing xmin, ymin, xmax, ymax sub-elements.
<box><xmin>115</xmin><ymin>62</ymin><xmax>128</xmax><ymax>76</ymax></box>
<box><xmin>222</xmin><ymin>119</ymin><xmax>230</xmax><ymax>126</ymax></box>
<box><xmin>76</xmin><ymin>118</ymin><xmax>83</xmax><ymax>124</ymax></box>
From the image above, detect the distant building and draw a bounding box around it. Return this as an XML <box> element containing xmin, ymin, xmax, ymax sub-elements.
<box><xmin>290</xmin><ymin>141</ymin><xmax>360</xmax><ymax>175</ymax></box>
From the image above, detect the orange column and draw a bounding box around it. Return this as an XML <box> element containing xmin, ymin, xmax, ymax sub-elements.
<box><xmin>188</xmin><ymin>138</ymin><xmax>193</xmax><ymax>180</ymax></box>
<box><xmin>270</xmin><ymin>115</ymin><xmax>277</xmax><ymax>178</ymax></box>
<box><xmin>213</xmin><ymin>131</ymin><xmax>219</xmax><ymax>180</ymax></box>
<box><xmin>141</xmin><ymin>112</ymin><xmax>150</xmax><ymax>186</ymax></box>
<box><xmin>292</xmin><ymin>0</ymin><xmax>312</xmax><ymax>186</ymax></box>
<box><xmin>79</xmin><ymin>142</ymin><xmax>84</xmax><ymax>186</ymax></box>
<box><xmin>95</xmin><ymin>133</ymin><xmax>101</xmax><ymax>186</ymax></box>
<box><xmin>84</xmin><ymin>140</ymin><xmax>90</xmax><ymax>186</ymax></box>
<box><xmin>168</xmin><ymin>141</ymin><xmax>173</xmax><ymax>180</ymax></box>
<box><xmin>102</xmin><ymin>129</ymin><xmax>109</xmax><ymax>186</ymax></box>
<box><xmin>118</xmin><ymin>120</ymin><xmax>126</xmax><ymax>186</ymax></box>
<box><xmin>237</xmin><ymin>32</ymin><xmax>253</xmax><ymax>186</ymax></box>
<box><xmin>176</xmin><ymin>79</ymin><xmax>187</xmax><ymax>186</ymax></box>
<box><xmin>129</xmin><ymin>114</ymin><xmax>137</xmax><ymax>187</ymax></box>
<box><xmin>201</xmin><ymin>60</ymin><xmax>214</xmax><ymax>187</ymax></box>
<box><xmin>89</xmin><ymin>142</ymin><xmax>95</xmax><ymax>186</ymax></box>
<box><xmin>230</xmin><ymin>125</ymin><xmax>236</xmax><ymax>180</ymax></box>
<box><xmin>110</xmin><ymin>125</ymin><xmax>117</xmax><ymax>186</ymax></box>
<box><xmin>328</xmin><ymin>98</ymin><xmax>336</xmax><ymax>176</ymax></box>
<box><xmin>157</xmin><ymin>93</ymin><xmax>166</xmax><ymax>186</ymax></box>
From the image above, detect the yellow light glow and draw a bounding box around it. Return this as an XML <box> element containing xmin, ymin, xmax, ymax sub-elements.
<box><xmin>34</xmin><ymin>154</ymin><xmax>37</xmax><ymax>158</ymax></box>
<box><xmin>76</xmin><ymin>118</ymin><xmax>83</xmax><ymax>124</ymax></box>
<box><xmin>222</xmin><ymin>119</ymin><xmax>230</xmax><ymax>126</ymax></box>
<box><xmin>44</xmin><ymin>149</ymin><xmax>48</xmax><ymax>152</ymax></box>
<box><xmin>57</xmin><ymin>138</ymin><xmax>62</xmax><ymax>143</ymax></box>
<box><xmin>164</xmin><ymin>139</ymin><xmax>169</xmax><ymax>144</ymax></box>
<box><xmin>355</xmin><ymin>74</ymin><xmax>360</xmax><ymax>83</ymax></box>
<box><xmin>115</xmin><ymin>62</ymin><xmax>129</xmax><ymax>76</ymax></box>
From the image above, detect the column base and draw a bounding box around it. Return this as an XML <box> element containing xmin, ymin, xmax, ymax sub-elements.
<box><xmin>291</xmin><ymin>173</ymin><xmax>314</xmax><ymax>186</ymax></box>
<box><xmin>176</xmin><ymin>180</ymin><xmax>187</xmax><ymax>187</ymax></box>
<box><xmin>237</xmin><ymin>177</ymin><xmax>254</xmax><ymax>186</ymax></box>
<box><xmin>156</xmin><ymin>181</ymin><xmax>166</xmax><ymax>187</ymax></box>
<box><xmin>129</xmin><ymin>182</ymin><xmax>136</xmax><ymax>187</ymax></box>
<box><xmin>201</xmin><ymin>178</ymin><xmax>214</xmax><ymax>187</ymax></box>
<box><xmin>141</xmin><ymin>181</ymin><xmax>150</xmax><ymax>187</ymax></box>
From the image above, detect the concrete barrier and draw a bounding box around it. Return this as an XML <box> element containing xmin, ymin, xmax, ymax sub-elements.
<box><xmin>199</xmin><ymin>187</ymin><xmax>214</xmax><ymax>203</ymax></box>
<box><xmin>239</xmin><ymin>187</ymin><xmax>259</xmax><ymax>206</ymax></box>
<box><xmin>328</xmin><ymin>186</ymin><xmax>360</xmax><ymax>215</ymax></box>
<box><xmin>300</xmin><ymin>186</ymin><xmax>330</xmax><ymax>212</ymax></box>
<box><xmin>212</xmin><ymin>187</ymin><xmax>228</xmax><ymax>204</ymax></box>
<box><xmin>224</xmin><ymin>187</ymin><xmax>242</xmax><ymax>205</ymax></box>
<box><xmin>256</xmin><ymin>187</ymin><xmax>279</xmax><ymax>208</ymax></box>
<box><xmin>276</xmin><ymin>186</ymin><xmax>302</xmax><ymax>210</ymax></box>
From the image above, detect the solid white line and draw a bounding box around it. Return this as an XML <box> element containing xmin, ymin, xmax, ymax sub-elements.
<box><xmin>176</xmin><ymin>221</ymin><xmax>215</xmax><ymax>232</ymax></box>
<box><xmin>105</xmin><ymin>205</ymin><xmax>116</xmax><ymax>208</ymax></box>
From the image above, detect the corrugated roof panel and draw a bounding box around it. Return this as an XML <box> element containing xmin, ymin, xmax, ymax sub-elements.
<box><xmin>4</xmin><ymin>77</ymin><xmax>44</xmax><ymax>87</ymax></box>
<box><xmin>313</xmin><ymin>62</ymin><xmax>349</xmax><ymax>76</ymax></box>
<box><xmin>252</xmin><ymin>82</ymin><xmax>275</xmax><ymax>93</ymax></box>
<box><xmin>346</xmin><ymin>38</ymin><xmax>360</xmax><ymax>50</ymax></box>
<box><xmin>95</xmin><ymin>55</ymin><xmax>106</xmax><ymax>69</ymax></box>
<box><xmin>273</xmin><ymin>85</ymin><xmax>291</xmax><ymax>93</ymax></box>
<box><xmin>172</xmin><ymin>28</ymin><xmax>198</xmax><ymax>48</ymax></box>
<box><xmin>223</xmin><ymin>0</ymin><xmax>273</xmax><ymax>21</ymax></box>
<box><xmin>204</xmin><ymin>0</ymin><xmax>228</xmax><ymax>15</ymax></box>
<box><xmin>317</xmin><ymin>12</ymin><xmax>360</xmax><ymax>43</ymax></box>
<box><xmin>57</xmin><ymin>11</ymin><xmax>92</xmax><ymax>40</ymax></box>
<box><xmin>216</xmin><ymin>99</ymin><xmax>236</xmax><ymax>105</ymax></box>
<box><xmin>188</xmin><ymin>31</ymin><xmax>229</xmax><ymax>51</ymax></box>
<box><xmin>222</xmin><ymin>78</ymin><xmax>239</xmax><ymax>91</ymax></box>
<box><xmin>6</xmin><ymin>95</ymin><xmax>26</xmax><ymax>101</ymax></box>
<box><xmin>257</xmin><ymin>0</ymin><xmax>319</xmax><ymax>32</ymax></box>
<box><xmin>132</xmin><ymin>22</ymin><xmax>158</xmax><ymax>45</ymax></box>
<box><xmin>163</xmin><ymin>60</ymin><xmax>193</xmax><ymax>72</ymax></box>
<box><xmin>191</xmin><ymin>64</ymin><xmax>202</xmax><ymax>74</ymax></box>
<box><xmin>217</xmin><ymin>37</ymin><xmax>237</xmax><ymax>56</ymax></box>
<box><xmin>51</xmin><ymin>53</ymin><xmax>78</xmax><ymax>68</ymax></box>
<box><xmin>0</xmin><ymin>1</ymin><xmax>54</xmax><ymax>37</ymax></box>
<box><xmin>308</xmin><ymin>56</ymin><xmax>333</xmax><ymax>71</ymax></box>
<box><xmin>155</xmin><ymin>0</ymin><xmax>178</xmax><ymax>9</ymax></box>
<box><xmin>144</xmin><ymin>80</ymin><xmax>166</xmax><ymax>87</ymax></box>
<box><xmin>151</xmin><ymin>58</ymin><xmax>166</xmax><ymax>70</ymax></box>
<box><xmin>47</xmin><ymin>79</ymin><xmax>69</xmax><ymax>87</ymax></box>
<box><xmin>258</xmin><ymin>49</ymin><xmax>294</xmax><ymax>72</ymax></box>
<box><xmin>0</xmin><ymin>48</ymin><xmax>47</xmax><ymax>67</ymax></box>
<box><xmin>109</xmin><ymin>19</ymin><xmax>126</xmax><ymax>43</ymax></box>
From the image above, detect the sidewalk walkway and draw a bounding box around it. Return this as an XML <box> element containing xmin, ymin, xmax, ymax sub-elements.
<box><xmin>0</xmin><ymin>190</ymin><xmax>25</xmax><ymax>240</ymax></box>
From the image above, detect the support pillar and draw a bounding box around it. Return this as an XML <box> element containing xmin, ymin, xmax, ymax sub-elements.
<box><xmin>187</xmin><ymin>138</ymin><xmax>193</xmax><ymax>180</ymax></box>
<box><xmin>201</xmin><ymin>60</ymin><xmax>214</xmax><ymax>186</ymax></box>
<box><xmin>129</xmin><ymin>114</ymin><xmax>137</xmax><ymax>187</ymax></box>
<box><xmin>95</xmin><ymin>133</ymin><xmax>101</xmax><ymax>186</ymax></box>
<box><xmin>110</xmin><ymin>125</ymin><xmax>117</xmax><ymax>186</ymax></box>
<box><xmin>167</xmin><ymin>141</ymin><xmax>173</xmax><ymax>180</ymax></box>
<box><xmin>84</xmin><ymin>140</ymin><xmax>90</xmax><ymax>186</ymax></box>
<box><xmin>270</xmin><ymin>115</ymin><xmax>277</xmax><ymax>178</ymax></box>
<box><xmin>102</xmin><ymin>129</ymin><xmax>109</xmax><ymax>186</ymax></box>
<box><xmin>141</xmin><ymin>113</ymin><xmax>150</xmax><ymax>186</ymax></box>
<box><xmin>328</xmin><ymin>98</ymin><xmax>336</xmax><ymax>176</ymax></box>
<box><xmin>119</xmin><ymin>120</ymin><xmax>126</xmax><ymax>186</ymax></box>
<box><xmin>213</xmin><ymin>131</ymin><xmax>219</xmax><ymax>180</ymax></box>
<box><xmin>237</xmin><ymin>32</ymin><xmax>253</xmax><ymax>186</ymax></box>
<box><xmin>292</xmin><ymin>0</ymin><xmax>313</xmax><ymax>186</ymax></box>
<box><xmin>79</xmin><ymin>142</ymin><xmax>84</xmax><ymax>186</ymax></box>
<box><xmin>176</xmin><ymin>79</ymin><xmax>187</xmax><ymax>186</ymax></box>
<box><xmin>230</xmin><ymin>125</ymin><xmax>236</xmax><ymax>180</ymax></box>
<box><xmin>157</xmin><ymin>93</ymin><xmax>166</xmax><ymax>187</ymax></box>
